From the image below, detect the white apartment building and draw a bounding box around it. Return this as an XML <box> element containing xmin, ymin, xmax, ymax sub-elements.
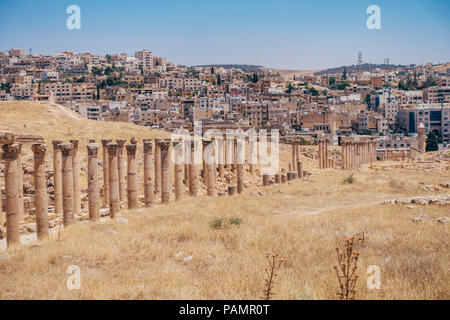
<box><xmin>135</xmin><ymin>49</ymin><xmax>153</xmax><ymax>70</ymax></box>
<box><xmin>183</xmin><ymin>78</ymin><xmax>201</xmax><ymax>91</ymax></box>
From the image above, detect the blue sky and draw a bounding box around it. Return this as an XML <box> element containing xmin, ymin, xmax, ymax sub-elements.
<box><xmin>0</xmin><ymin>0</ymin><xmax>449</xmax><ymax>69</ymax></box>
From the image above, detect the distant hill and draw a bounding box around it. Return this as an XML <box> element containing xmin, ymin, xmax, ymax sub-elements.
<box><xmin>314</xmin><ymin>63</ymin><xmax>407</xmax><ymax>76</ymax></box>
<box><xmin>191</xmin><ymin>64</ymin><xmax>264</xmax><ymax>73</ymax></box>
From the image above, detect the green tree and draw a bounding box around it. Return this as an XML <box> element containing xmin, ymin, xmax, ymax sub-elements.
<box><xmin>286</xmin><ymin>82</ymin><xmax>294</xmax><ymax>94</ymax></box>
<box><xmin>1</xmin><ymin>82</ymin><xmax>11</xmax><ymax>93</ymax></box>
<box><xmin>329</xmin><ymin>77</ymin><xmax>336</xmax><ymax>86</ymax></box>
<box><xmin>364</xmin><ymin>94</ymin><xmax>371</xmax><ymax>108</ymax></box>
<box><xmin>217</xmin><ymin>74</ymin><xmax>221</xmax><ymax>85</ymax></box>
<box><xmin>251</xmin><ymin>73</ymin><xmax>259</xmax><ymax>83</ymax></box>
<box><xmin>425</xmin><ymin>132</ymin><xmax>439</xmax><ymax>152</ymax></box>
<box><xmin>342</xmin><ymin>67</ymin><xmax>347</xmax><ymax>80</ymax></box>
<box><xmin>309</xmin><ymin>87</ymin><xmax>319</xmax><ymax>96</ymax></box>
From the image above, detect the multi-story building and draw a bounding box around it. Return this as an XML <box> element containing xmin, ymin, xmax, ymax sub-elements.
<box><xmin>135</xmin><ymin>49</ymin><xmax>153</xmax><ymax>70</ymax></box>
<box><xmin>423</xmin><ymin>86</ymin><xmax>450</xmax><ymax>103</ymax></box>
<box><xmin>398</xmin><ymin>104</ymin><xmax>450</xmax><ymax>141</ymax></box>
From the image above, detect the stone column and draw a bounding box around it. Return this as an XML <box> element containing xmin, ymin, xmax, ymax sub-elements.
<box><xmin>107</xmin><ymin>143</ymin><xmax>120</xmax><ymax>218</ymax></box>
<box><xmin>154</xmin><ymin>138</ymin><xmax>162</xmax><ymax>195</ymax></box>
<box><xmin>101</xmin><ymin>139</ymin><xmax>111</xmax><ymax>208</ymax></box>
<box><xmin>218</xmin><ymin>135</ymin><xmax>225</xmax><ymax>178</ymax></box>
<box><xmin>116</xmin><ymin>139</ymin><xmax>126</xmax><ymax>206</ymax></box>
<box><xmin>159</xmin><ymin>139</ymin><xmax>171</xmax><ymax>203</ymax></box>
<box><xmin>292</xmin><ymin>141</ymin><xmax>297</xmax><ymax>172</ymax></box>
<box><xmin>324</xmin><ymin>140</ymin><xmax>329</xmax><ymax>168</ymax></box>
<box><xmin>189</xmin><ymin>140</ymin><xmax>199</xmax><ymax>197</ymax></box>
<box><xmin>297</xmin><ymin>161</ymin><xmax>303</xmax><ymax>178</ymax></box>
<box><xmin>3</xmin><ymin>144</ymin><xmax>21</xmax><ymax>246</ymax></box>
<box><xmin>288</xmin><ymin>163</ymin><xmax>294</xmax><ymax>172</ymax></box>
<box><xmin>249</xmin><ymin>134</ymin><xmax>257</xmax><ymax>175</ymax></box>
<box><xmin>351</xmin><ymin>143</ymin><xmax>356</xmax><ymax>170</ymax></box>
<box><xmin>69</xmin><ymin>140</ymin><xmax>80</xmax><ymax>215</ymax></box>
<box><xmin>262</xmin><ymin>174</ymin><xmax>270</xmax><ymax>186</ymax></box>
<box><xmin>184</xmin><ymin>138</ymin><xmax>191</xmax><ymax>186</ymax></box>
<box><xmin>342</xmin><ymin>143</ymin><xmax>347</xmax><ymax>170</ymax></box>
<box><xmin>143</xmin><ymin>139</ymin><xmax>154</xmax><ymax>207</ymax></box>
<box><xmin>61</xmin><ymin>143</ymin><xmax>75</xmax><ymax>226</ymax></box>
<box><xmin>281</xmin><ymin>174</ymin><xmax>287</xmax><ymax>183</ymax></box>
<box><xmin>32</xmin><ymin>144</ymin><xmax>49</xmax><ymax>240</ymax></box>
<box><xmin>318</xmin><ymin>140</ymin><xmax>323</xmax><ymax>169</ymax></box>
<box><xmin>236</xmin><ymin>135</ymin><xmax>245</xmax><ymax>194</ymax></box>
<box><xmin>87</xmin><ymin>143</ymin><xmax>100</xmax><ymax>221</ymax></box>
<box><xmin>173</xmin><ymin>139</ymin><xmax>184</xmax><ymax>201</ymax></box>
<box><xmin>228</xmin><ymin>185</ymin><xmax>236</xmax><ymax>196</ymax></box>
<box><xmin>203</xmin><ymin>139</ymin><xmax>215</xmax><ymax>196</ymax></box>
<box><xmin>232</xmin><ymin>137</ymin><xmax>237</xmax><ymax>175</ymax></box>
<box><xmin>126</xmin><ymin>144</ymin><xmax>138</xmax><ymax>209</ymax></box>
<box><xmin>52</xmin><ymin>140</ymin><xmax>63</xmax><ymax>215</ymax></box>
<box><xmin>274</xmin><ymin>174</ymin><xmax>281</xmax><ymax>184</ymax></box>
<box><xmin>17</xmin><ymin>144</ymin><xmax>24</xmax><ymax>222</ymax></box>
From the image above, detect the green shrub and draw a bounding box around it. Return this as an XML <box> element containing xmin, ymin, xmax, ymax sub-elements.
<box><xmin>343</xmin><ymin>174</ymin><xmax>355</xmax><ymax>184</ymax></box>
<box><xmin>229</xmin><ymin>217</ymin><xmax>243</xmax><ymax>226</ymax></box>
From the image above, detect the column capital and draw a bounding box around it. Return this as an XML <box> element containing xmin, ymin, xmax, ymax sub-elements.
<box><xmin>143</xmin><ymin>139</ymin><xmax>153</xmax><ymax>153</ymax></box>
<box><xmin>107</xmin><ymin>143</ymin><xmax>118</xmax><ymax>155</ymax></box>
<box><xmin>126</xmin><ymin>144</ymin><xmax>137</xmax><ymax>155</ymax></box>
<box><xmin>130</xmin><ymin>137</ymin><xmax>138</xmax><ymax>145</ymax></box>
<box><xmin>32</xmin><ymin>143</ymin><xmax>47</xmax><ymax>156</ymax></box>
<box><xmin>60</xmin><ymin>143</ymin><xmax>74</xmax><ymax>156</ymax></box>
<box><xmin>101</xmin><ymin>139</ymin><xmax>112</xmax><ymax>147</ymax></box>
<box><xmin>116</xmin><ymin>139</ymin><xmax>126</xmax><ymax>148</ymax></box>
<box><xmin>2</xmin><ymin>143</ymin><xmax>20</xmax><ymax>159</ymax></box>
<box><xmin>157</xmin><ymin>139</ymin><xmax>171</xmax><ymax>151</ymax></box>
<box><xmin>87</xmin><ymin>143</ymin><xmax>99</xmax><ymax>156</ymax></box>
<box><xmin>0</xmin><ymin>131</ymin><xmax>15</xmax><ymax>144</ymax></box>
<box><xmin>69</xmin><ymin>140</ymin><xmax>79</xmax><ymax>149</ymax></box>
<box><xmin>52</xmin><ymin>140</ymin><xmax>63</xmax><ymax>149</ymax></box>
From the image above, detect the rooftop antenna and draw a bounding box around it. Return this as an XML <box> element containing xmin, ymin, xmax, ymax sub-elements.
<box><xmin>357</xmin><ymin>52</ymin><xmax>363</xmax><ymax>74</ymax></box>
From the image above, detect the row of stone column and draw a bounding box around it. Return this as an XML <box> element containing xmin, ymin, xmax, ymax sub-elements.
<box><xmin>1</xmin><ymin>131</ymin><xmax>51</xmax><ymax>247</ymax></box>
<box><xmin>341</xmin><ymin>141</ymin><xmax>377</xmax><ymax>170</ymax></box>
<box><xmin>318</xmin><ymin>140</ymin><xmax>330</xmax><ymax>169</ymax></box>
<box><xmin>0</xmin><ymin>134</ymin><xmax>255</xmax><ymax>247</ymax></box>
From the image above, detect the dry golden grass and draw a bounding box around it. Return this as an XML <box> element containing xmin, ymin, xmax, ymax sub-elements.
<box><xmin>0</xmin><ymin>168</ymin><xmax>448</xmax><ymax>300</ymax></box>
<box><xmin>0</xmin><ymin>101</ymin><xmax>449</xmax><ymax>300</ymax></box>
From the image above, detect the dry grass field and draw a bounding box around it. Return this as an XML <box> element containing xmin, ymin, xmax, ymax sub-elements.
<box><xmin>0</xmin><ymin>101</ymin><xmax>449</xmax><ymax>300</ymax></box>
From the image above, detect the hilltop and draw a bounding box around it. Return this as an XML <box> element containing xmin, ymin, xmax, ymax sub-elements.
<box><xmin>0</xmin><ymin>101</ymin><xmax>167</xmax><ymax>143</ymax></box>
<box><xmin>314</xmin><ymin>63</ymin><xmax>407</xmax><ymax>76</ymax></box>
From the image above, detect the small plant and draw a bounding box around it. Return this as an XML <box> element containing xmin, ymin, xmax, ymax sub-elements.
<box><xmin>210</xmin><ymin>218</ymin><xmax>223</xmax><ymax>230</ymax></box>
<box><xmin>210</xmin><ymin>217</ymin><xmax>243</xmax><ymax>229</ymax></box>
<box><xmin>343</xmin><ymin>174</ymin><xmax>355</xmax><ymax>184</ymax></box>
<box><xmin>263</xmin><ymin>253</ymin><xmax>284</xmax><ymax>300</ymax></box>
<box><xmin>333</xmin><ymin>236</ymin><xmax>360</xmax><ymax>300</ymax></box>
<box><xmin>229</xmin><ymin>217</ymin><xmax>243</xmax><ymax>226</ymax></box>
<box><xmin>352</xmin><ymin>232</ymin><xmax>367</xmax><ymax>247</ymax></box>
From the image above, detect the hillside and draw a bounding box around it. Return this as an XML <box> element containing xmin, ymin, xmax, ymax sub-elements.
<box><xmin>314</xmin><ymin>63</ymin><xmax>407</xmax><ymax>76</ymax></box>
<box><xmin>0</xmin><ymin>165</ymin><xmax>449</xmax><ymax>299</ymax></box>
<box><xmin>0</xmin><ymin>101</ymin><xmax>449</xmax><ymax>300</ymax></box>
<box><xmin>0</xmin><ymin>101</ymin><xmax>168</xmax><ymax>143</ymax></box>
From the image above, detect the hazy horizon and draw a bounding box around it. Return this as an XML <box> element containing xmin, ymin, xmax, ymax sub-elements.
<box><xmin>1</xmin><ymin>0</ymin><xmax>449</xmax><ymax>70</ymax></box>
